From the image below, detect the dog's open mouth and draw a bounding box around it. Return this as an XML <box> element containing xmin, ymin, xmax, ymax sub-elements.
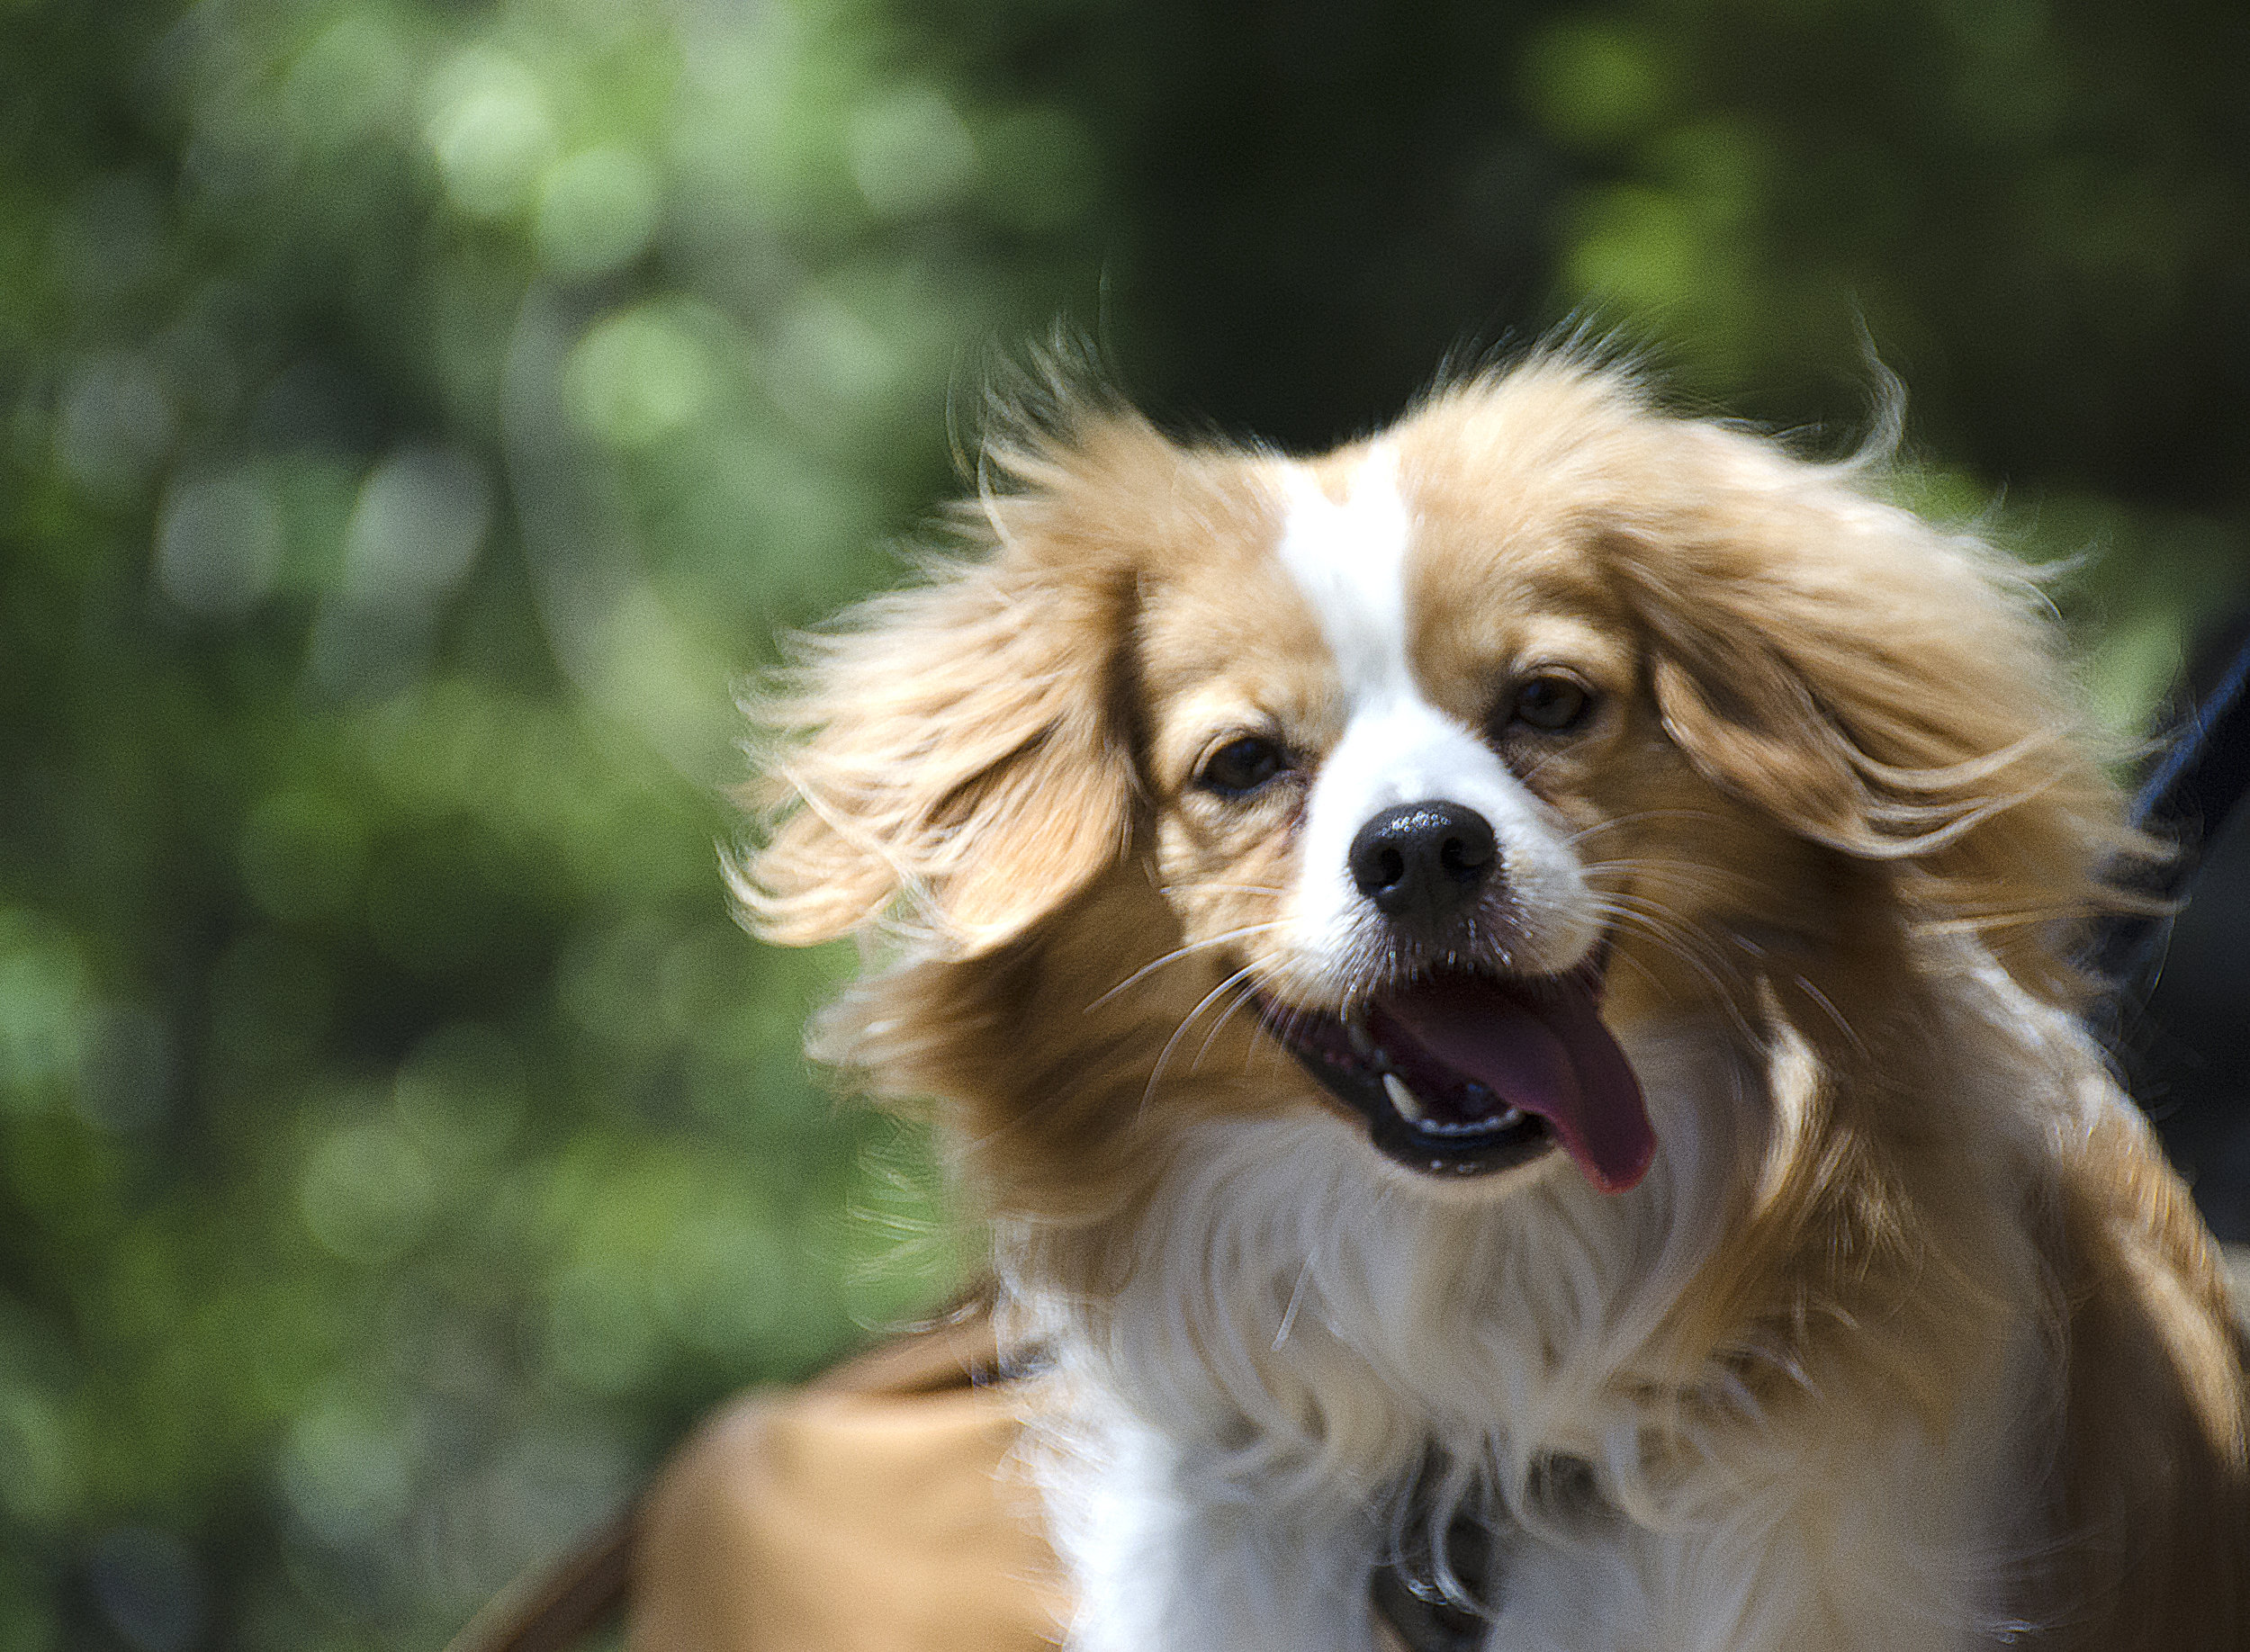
<box><xmin>1256</xmin><ymin>965</ymin><xmax>1655</xmax><ymax>1190</ymax></box>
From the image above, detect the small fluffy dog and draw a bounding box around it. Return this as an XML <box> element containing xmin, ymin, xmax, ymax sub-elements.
<box><xmin>741</xmin><ymin>357</ymin><xmax>2250</xmax><ymax>1650</ymax></box>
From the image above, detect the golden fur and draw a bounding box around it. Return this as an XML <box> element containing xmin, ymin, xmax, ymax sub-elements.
<box><xmin>742</xmin><ymin>358</ymin><xmax>2250</xmax><ymax>1648</ymax></box>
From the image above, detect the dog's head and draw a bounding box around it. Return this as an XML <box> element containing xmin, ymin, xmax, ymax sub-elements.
<box><xmin>742</xmin><ymin>359</ymin><xmax>2143</xmax><ymax>1216</ymax></box>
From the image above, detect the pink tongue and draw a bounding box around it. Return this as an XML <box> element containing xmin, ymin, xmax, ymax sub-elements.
<box><xmin>1381</xmin><ymin>974</ymin><xmax>1655</xmax><ymax>1194</ymax></box>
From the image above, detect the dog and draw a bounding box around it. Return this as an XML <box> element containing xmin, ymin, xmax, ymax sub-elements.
<box><xmin>738</xmin><ymin>355</ymin><xmax>2250</xmax><ymax>1650</ymax></box>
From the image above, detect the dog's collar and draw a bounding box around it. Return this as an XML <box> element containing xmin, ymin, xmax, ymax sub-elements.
<box><xmin>1365</xmin><ymin>1451</ymin><xmax>1606</xmax><ymax>1648</ymax></box>
<box><xmin>1367</xmin><ymin>1462</ymin><xmax>1504</xmax><ymax>1651</ymax></box>
<box><xmin>1369</xmin><ymin>1531</ymin><xmax>1496</xmax><ymax>1652</ymax></box>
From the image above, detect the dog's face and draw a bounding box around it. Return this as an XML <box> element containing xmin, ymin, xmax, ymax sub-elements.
<box><xmin>1141</xmin><ymin>442</ymin><xmax>1614</xmax><ymax>1004</ymax></box>
<box><xmin>747</xmin><ymin>360</ymin><xmax>2133</xmax><ymax>1217</ymax></box>
<box><xmin>1136</xmin><ymin>438</ymin><xmax>1697</xmax><ymax>1193</ymax></box>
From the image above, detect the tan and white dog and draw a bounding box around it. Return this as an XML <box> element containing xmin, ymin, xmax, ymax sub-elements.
<box><xmin>742</xmin><ymin>357</ymin><xmax>2250</xmax><ymax>1650</ymax></box>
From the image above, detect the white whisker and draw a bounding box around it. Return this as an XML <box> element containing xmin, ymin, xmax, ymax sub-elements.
<box><xmin>1143</xmin><ymin>965</ymin><xmax>1261</xmax><ymax>1114</ymax></box>
<box><xmin>1090</xmin><ymin>920</ymin><xmax>1288</xmax><ymax>1010</ymax></box>
<box><xmin>1789</xmin><ymin>974</ymin><xmax>1868</xmax><ymax>1058</ymax></box>
<box><xmin>1273</xmin><ymin>1254</ymin><xmax>1315</xmax><ymax>1351</ymax></box>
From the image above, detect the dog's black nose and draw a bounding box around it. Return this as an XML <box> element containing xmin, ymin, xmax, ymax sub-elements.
<box><xmin>1348</xmin><ymin>801</ymin><xmax>1498</xmax><ymax>930</ymax></box>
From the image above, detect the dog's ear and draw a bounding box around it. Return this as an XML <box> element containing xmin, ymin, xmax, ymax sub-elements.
<box><xmin>1624</xmin><ymin>428</ymin><xmax>2153</xmax><ymax>1000</ymax></box>
<box><xmin>737</xmin><ymin>555</ymin><xmax>1136</xmax><ymax>957</ymax></box>
<box><xmin>1647</xmin><ymin>641</ymin><xmax>1866</xmax><ymax>848</ymax></box>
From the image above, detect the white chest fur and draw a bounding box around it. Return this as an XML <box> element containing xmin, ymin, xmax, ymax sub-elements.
<box><xmin>1009</xmin><ymin>1021</ymin><xmax>2033</xmax><ymax>1652</ymax></box>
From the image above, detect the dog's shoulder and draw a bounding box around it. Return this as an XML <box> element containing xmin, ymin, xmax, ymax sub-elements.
<box><xmin>2034</xmin><ymin>1091</ymin><xmax>2250</xmax><ymax>1648</ymax></box>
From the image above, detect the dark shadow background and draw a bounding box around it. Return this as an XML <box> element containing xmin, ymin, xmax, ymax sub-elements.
<box><xmin>1</xmin><ymin>3</ymin><xmax>2246</xmax><ymax>1648</ymax></box>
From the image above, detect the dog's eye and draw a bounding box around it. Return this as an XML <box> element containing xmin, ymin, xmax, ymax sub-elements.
<box><xmin>1509</xmin><ymin>673</ymin><xmax>1594</xmax><ymax>733</ymax></box>
<box><xmin>1198</xmin><ymin>736</ymin><xmax>1288</xmax><ymax>798</ymax></box>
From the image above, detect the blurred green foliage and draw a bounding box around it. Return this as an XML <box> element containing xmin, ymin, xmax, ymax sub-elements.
<box><xmin>0</xmin><ymin>2</ymin><xmax>2244</xmax><ymax>1649</ymax></box>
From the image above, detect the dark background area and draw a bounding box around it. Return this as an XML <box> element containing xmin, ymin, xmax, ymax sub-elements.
<box><xmin>1</xmin><ymin>2</ymin><xmax>2246</xmax><ymax>1648</ymax></box>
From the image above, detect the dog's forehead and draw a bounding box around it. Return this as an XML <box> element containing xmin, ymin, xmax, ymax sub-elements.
<box><xmin>1130</xmin><ymin>416</ymin><xmax>1624</xmax><ymax>723</ymax></box>
<box><xmin>1294</xmin><ymin>442</ymin><xmax>1609</xmax><ymax>659</ymax></box>
<box><xmin>1127</xmin><ymin>469</ymin><xmax>1329</xmax><ymax>697</ymax></box>
<box><xmin>1265</xmin><ymin>444</ymin><xmax>1415</xmax><ymax>696</ymax></box>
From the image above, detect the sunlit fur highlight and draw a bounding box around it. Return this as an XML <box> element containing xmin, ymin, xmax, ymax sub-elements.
<box><xmin>739</xmin><ymin>355</ymin><xmax>2250</xmax><ymax>1650</ymax></box>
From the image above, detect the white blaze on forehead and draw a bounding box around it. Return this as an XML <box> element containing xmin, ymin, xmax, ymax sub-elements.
<box><xmin>1273</xmin><ymin>445</ymin><xmax>1416</xmax><ymax>696</ymax></box>
<box><xmin>1266</xmin><ymin>444</ymin><xmax>1597</xmax><ymax>989</ymax></box>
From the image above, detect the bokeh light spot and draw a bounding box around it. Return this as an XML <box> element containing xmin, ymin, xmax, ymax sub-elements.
<box><xmin>298</xmin><ymin>1118</ymin><xmax>438</xmax><ymax>1264</ymax></box>
<box><xmin>564</xmin><ymin>307</ymin><xmax>712</xmax><ymax>448</ymax></box>
<box><xmin>342</xmin><ymin>446</ymin><xmax>492</xmax><ymax>606</ymax></box>
<box><xmin>846</xmin><ymin>88</ymin><xmax>977</xmax><ymax>217</ymax></box>
<box><xmin>155</xmin><ymin>469</ymin><xmax>285</xmax><ymax>619</ymax></box>
<box><xmin>426</xmin><ymin>50</ymin><xmax>558</xmax><ymax>220</ymax></box>
<box><xmin>286</xmin><ymin>15</ymin><xmax>412</xmax><ymax>149</ymax></box>
<box><xmin>58</xmin><ymin>354</ymin><xmax>176</xmax><ymax>498</ymax></box>
<box><xmin>280</xmin><ymin>1396</ymin><xmax>419</xmax><ymax>1549</ymax></box>
<box><xmin>536</xmin><ymin>148</ymin><xmax>662</xmax><ymax>279</ymax></box>
<box><xmin>0</xmin><ymin>1385</ymin><xmax>75</xmax><ymax>1525</ymax></box>
<box><xmin>0</xmin><ymin>915</ymin><xmax>86</xmax><ymax>1107</ymax></box>
<box><xmin>1522</xmin><ymin>20</ymin><xmax>1670</xmax><ymax>150</ymax></box>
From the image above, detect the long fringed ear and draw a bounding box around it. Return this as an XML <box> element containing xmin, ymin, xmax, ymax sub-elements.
<box><xmin>1623</xmin><ymin>427</ymin><xmax>2158</xmax><ymax>1001</ymax></box>
<box><xmin>1648</xmin><ymin>642</ymin><xmax>1866</xmax><ymax>847</ymax></box>
<box><xmin>734</xmin><ymin>554</ymin><xmax>1136</xmax><ymax>956</ymax></box>
<box><xmin>738</xmin><ymin>375</ymin><xmax>1187</xmax><ymax>957</ymax></box>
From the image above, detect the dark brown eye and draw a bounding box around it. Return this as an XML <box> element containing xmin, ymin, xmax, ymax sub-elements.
<box><xmin>1198</xmin><ymin>735</ymin><xmax>1288</xmax><ymax>798</ymax></box>
<box><xmin>1509</xmin><ymin>673</ymin><xmax>1594</xmax><ymax>733</ymax></box>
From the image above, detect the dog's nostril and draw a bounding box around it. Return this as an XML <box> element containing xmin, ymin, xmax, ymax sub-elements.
<box><xmin>1438</xmin><ymin>829</ymin><xmax>1492</xmax><ymax>882</ymax></box>
<box><xmin>1348</xmin><ymin>802</ymin><xmax>1499</xmax><ymax>924</ymax></box>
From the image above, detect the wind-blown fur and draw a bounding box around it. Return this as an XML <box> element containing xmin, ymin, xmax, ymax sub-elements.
<box><xmin>740</xmin><ymin>357</ymin><xmax>2250</xmax><ymax>1650</ymax></box>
